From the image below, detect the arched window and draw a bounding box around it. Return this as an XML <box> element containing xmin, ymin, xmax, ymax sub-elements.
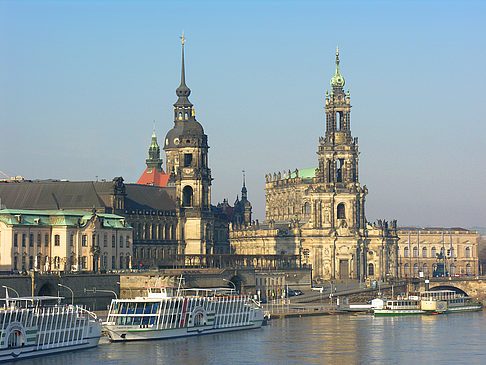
<box><xmin>423</xmin><ymin>263</ymin><xmax>428</xmax><ymax>275</ymax></box>
<box><xmin>413</xmin><ymin>246</ymin><xmax>418</xmax><ymax>258</ymax></box>
<box><xmin>368</xmin><ymin>263</ymin><xmax>374</xmax><ymax>276</ymax></box>
<box><xmin>120</xmin><ymin>254</ymin><xmax>124</xmax><ymax>269</ymax></box>
<box><xmin>126</xmin><ymin>254</ymin><xmax>130</xmax><ymax>269</ymax></box>
<box><xmin>303</xmin><ymin>202</ymin><xmax>310</xmax><ymax>216</ymax></box>
<box><xmin>171</xmin><ymin>225</ymin><xmax>176</xmax><ymax>240</ymax></box>
<box><xmin>165</xmin><ymin>224</ymin><xmax>170</xmax><ymax>240</ymax></box>
<box><xmin>336</xmin><ymin>111</ymin><xmax>342</xmax><ymax>131</ymax></box>
<box><xmin>119</xmin><ymin>236</ymin><xmax>123</xmax><ymax>248</ymax></box>
<box><xmin>404</xmin><ymin>247</ymin><xmax>409</xmax><ymax>258</ymax></box>
<box><xmin>431</xmin><ymin>247</ymin><xmax>436</xmax><ymax>258</ymax></box>
<box><xmin>450</xmin><ymin>264</ymin><xmax>456</xmax><ymax>276</ymax></box>
<box><xmin>465</xmin><ymin>247</ymin><xmax>471</xmax><ymax>258</ymax></box>
<box><xmin>337</xmin><ymin>203</ymin><xmax>345</xmax><ymax>219</ymax></box>
<box><xmin>413</xmin><ymin>263</ymin><xmax>419</xmax><ymax>276</ymax></box>
<box><xmin>466</xmin><ymin>263</ymin><xmax>471</xmax><ymax>275</ymax></box>
<box><xmin>182</xmin><ymin>186</ymin><xmax>193</xmax><ymax>207</ymax></box>
<box><xmin>336</xmin><ymin>159</ymin><xmax>344</xmax><ymax>182</ymax></box>
<box><xmin>29</xmin><ymin>256</ymin><xmax>34</xmax><ymax>270</ymax></box>
<box><xmin>178</xmin><ymin>112</ymin><xmax>182</xmax><ymax>120</ymax></box>
<box><xmin>404</xmin><ymin>263</ymin><xmax>410</xmax><ymax>276</ymax></box>
<box><xmin>422</xmin><ymin>247</ymin><xmax>427</xmax><ymax>258</ymax></box>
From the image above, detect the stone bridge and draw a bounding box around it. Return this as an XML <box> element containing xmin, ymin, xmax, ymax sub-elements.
<box><xmin>414</xmin><ymin>277</ymin><xmax>486</xmax><ymax>301</ymax></box>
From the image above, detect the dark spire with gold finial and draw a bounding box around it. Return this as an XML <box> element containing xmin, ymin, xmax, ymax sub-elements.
<box><xmin>174</xmin><ymin>32</ymin><xmax>193</xmax><ymax>108</ymax></box>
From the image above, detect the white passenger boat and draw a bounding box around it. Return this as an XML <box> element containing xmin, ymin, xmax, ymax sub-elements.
<box><xmin>372</xmin><ymin>298</ymin><xmax>424</xmax><ymax>316</ymax></box>
<box><xmin>372</xmin><ymin>290</ymin><xmax>482</xmax><ymax>316</ymax></box>
<box><xmin>0</xmin><ymin>296</ymin><xmax>102</xmax><ymax>363</ymax></box>
<box><xmin>418</xmin><ymin>290</ymin><xmax>482</xmax><ymax>314</ymax></box>
<box><xmin>103</xmin><ymin>287</ymin><xmax>264</xmax><ymax>342</ymax></box>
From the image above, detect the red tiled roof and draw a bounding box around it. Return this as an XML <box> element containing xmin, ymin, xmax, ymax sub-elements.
<box><xmin>136</xmin><ymin>168</ymin><xmax>170</xmax><ymax>188</ymax></box>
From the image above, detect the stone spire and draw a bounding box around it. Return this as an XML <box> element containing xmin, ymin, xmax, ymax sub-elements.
<box><xmin>241</xmin><ymin>170</ymin><xmax>248</xmax><ymax>201</ymax></box>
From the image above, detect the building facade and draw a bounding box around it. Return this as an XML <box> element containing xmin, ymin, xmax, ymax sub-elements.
<box><xmin>230</xmin><ymin>50</ymin><xmax>399</xmax><ymax>283</ymax></box>
<box><xmin>0</xmin><ymin>209</ymin><xmax>132</xmax><ymax>273</ymax></box>
<box><xmin>397</xmin><ymin>227</ymin><xmax>480</xmax><ymax>277</ymax></box>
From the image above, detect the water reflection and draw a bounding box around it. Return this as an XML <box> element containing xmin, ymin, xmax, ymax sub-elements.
<box><xmin>8</xmin><ymin>312</ymin><xmax>486</xmax><ymax>365</ymax></box>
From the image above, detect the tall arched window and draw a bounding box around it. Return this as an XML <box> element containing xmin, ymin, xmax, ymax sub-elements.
<box><xmin>404</xmin><ymin>263</ymin><xmax>410</xmax><ymax>276</ymax></box>
<box><xmin>368</xmin><ymin>263</ymin><xmax>374</xmax><ymax>276</ymax></box>
<box><xmin>431</xmin><ymin>247</ymin><xmax>436</xmax><ymax>258</ymax></box>
<box><xmin>336</xmin><ymin>111</ymin><xmax>342</xmax><ymax>131</ymax></box>
<box><xmin>404</xmin><ymin>247</ymin><xmax>409</xmax><ymax>258</ymax></box>
<box><xmin>413</xmin><ymin>263</ymin><xmax>419</xmax><ymax>276</ymax></box>
<box><xmin>182</xmin><ymin>186</ymin><xmax>193</xmax><ymax>207</ymax></box>
<box><xmin>466</xmin><ymin>263</ymin><xmax>472</xmax><ymax>275</ymax></box>
<box><xmin>336</xmin><ymin>159</ymin><xmax>344</xmax><ymax>182</ymax></box>
<box><xmin>337</xmin><ymin>203</ymin><xmax>345</xmax><ymax>219</ymax></box>
<box><xmin>450</xmin><ymin>264</ymin><xmax>456</xmax><ymax>276</ymax></box>
<box><xmin>422</xmin><ymin>247</ymin><xmax>427</xmax><ymax>258</ymax></box>
<box><xmin>413</xmin><ymin>246</ymin><xmax>418</xmax><ymax>258</ymax></box>
<box><xmin>465</xmin><ymin>247</ymin><xmax>471</xmax><ymax>258</ymax></box>
<box><xmin>423</xmin><ymin>263</ymin><xmax>428</xmax><ymax>275</ymax></box>
<box><xmin>303</xmin><ymin>202</ymin><xmax>310</xmax><ymax>216</ymax></box>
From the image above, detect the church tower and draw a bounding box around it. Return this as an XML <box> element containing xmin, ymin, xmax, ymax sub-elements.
<box><xmin>164</xmin><ymin>35</ymin><xmax>213</xmax><ymax>255</ymax></box>
<box><xmin>316</xmin><ymin>48</ymin><xmax>367</xmax><ymax>232</ymax></box>
<box><xmin>137</xmin><ymin>126</ymin><xmax>170</xmax><ymax>187</ymax></box>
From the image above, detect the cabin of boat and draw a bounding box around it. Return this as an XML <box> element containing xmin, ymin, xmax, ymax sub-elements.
<box><xmin>372</xmin><ymin>298</ymin><xmax>424</xmax><ymax>316</ymax></box>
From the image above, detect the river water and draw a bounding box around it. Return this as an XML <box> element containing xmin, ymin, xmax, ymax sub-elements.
<box><xmin>9</xmin><ymin>311</ymin><xmax>486</xmax><ymax>364</ymax></box>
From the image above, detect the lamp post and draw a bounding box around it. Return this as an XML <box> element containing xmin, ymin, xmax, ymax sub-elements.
<box><xmin>57</xmin><ymin>283</ymin><xmax>74</xmax><ymax>305</ymax></box>
<box><xmin>2</xmin><ymin>285</ymin><xmax>19</xmax><ymax>298</ymax></box>
<box><xmin>223</xmin><ymin>279</ymin><xmax>236</xmax><ymax>292</ymax></box>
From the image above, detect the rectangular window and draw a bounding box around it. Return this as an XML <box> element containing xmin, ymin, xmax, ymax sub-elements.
<box><xmin>54</xmin><ymin>235</ymin><xmax>60</xmax><ymax>246</ymax></box>
<box><xmin>13</xmin><ymin>233</ymin><xmax>18</xmax><ymax>247</ymax></box>
<box><xmin>112</xmin><ymin>256</ymin><xmax>115</xmax><ymax>269</ymax></box>
<box><xmin>22</xmin><ymin>234</ymin><xmax>26</xmax><ymax>247</ymax></box>
<box><xmin>45</xmin><ymin>234</ymin><xmax>49</xmax><ymax>247</ymax></box>
<box><xmin>92</xmin><ymin>234</ymin><xmax>96</xmax><ymax>246</ymax></box>
<box><xmin>37</xmin><ymin>233</ymin><xmax>41</xmax><ymax>247</ymax></box>
<box><xmin>29</xmin><ymin>234</ymin><xmax>34</xmax><ymax>247</ymax></box>
<box><xmin>81</xmin><ymin>256</ymin><xmax>87</xmax><ymax>269</ymax></box>
<box><xmin>82</xmin><ymin>235</ymin><xmax>87</xmax><ymax>247</ymax></box>
<box><xmin>103</xmin><ymin>234</ymin><xmax>107</xmax><ymax>247</ymax></box>
<box><xmin>112</xmin><ymin>235</ymin><xmax>115</xmax><ymax>248</ymax></box>
<box><xmin>120</xmin><ymin>236</ymin><xmax>123</xmax><ymax>248</ymax></box>
<box><xmin>126</xmin><ymin>236</ymin><xmax>130</xmax><ymax>248</ymax></box>
<box><xmin>70</xmin><ymin>234</ymin><xmax>74</xmax><ymax>246</ymax></box>
<box><xmin>184</xmin><ymin>153</ymin><xmax>193</xmax><ymax>167</ymax></box>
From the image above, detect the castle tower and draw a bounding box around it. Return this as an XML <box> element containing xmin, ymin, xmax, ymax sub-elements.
<box><xmin>164</xmin><ymin>34</ymin><xmax>213</xmax><ymax>255</ymax></box>
<box><xmin>315</xmin><ymin>48</ymin><xmax>367</xmax><ymax>231</ymax></box>
<box><xmin>137</xmin><ymin>125</ymin><xmax>170</xmax><ymax>187</ymax></box>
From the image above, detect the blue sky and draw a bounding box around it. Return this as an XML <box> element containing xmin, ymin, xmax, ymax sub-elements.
<box><xmin>1</xmin><ymin>0</ymin><xmax>485</xmax><ymax>227</ymax></box>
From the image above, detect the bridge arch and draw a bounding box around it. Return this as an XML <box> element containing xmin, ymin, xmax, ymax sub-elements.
<box><xmin>37</xmin><ymin>282</ymin><xmax>56</xmax><ymax>296</ymax></box>
<box><xmin>429</xmin><ymin>285</ymin><xmax>468</xmax><ymax>297</ymax></box>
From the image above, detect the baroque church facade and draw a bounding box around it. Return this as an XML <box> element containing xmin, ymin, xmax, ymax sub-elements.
<box><xmin>230</xmin><ymin>50</ymin><xmax>399</xmax><ymax>283</ymax></box>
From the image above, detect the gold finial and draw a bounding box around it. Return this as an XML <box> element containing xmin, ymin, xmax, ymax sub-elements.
<box><xmin>180</xmin><ymin>31</ymin><xmax>185</xmax><ymax>46</ymax></box>
<box><xmin>336</xmin><ymin>46</ymin><xmax>339</xmax><ymax>56</ymax></box>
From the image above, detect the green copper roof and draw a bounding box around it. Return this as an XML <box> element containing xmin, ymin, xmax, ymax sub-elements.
<box><xmin>330</xmin><ymin>48</ymin><xmax>345</xmax><ymax>88</ymax></box>
<box><xmin>150</xmin><ymin>130</ymin><xmax>159</xmax><ymax>149</ymax></box>
<box><xmin>0</xmin><ymin>209</ymin><xmax>131</xmax><ymax>229</ymax></box>
<box><xmin>288</xmin><ymin>167</ymin><xmax>317</xmax><ymax>180</ymax></box>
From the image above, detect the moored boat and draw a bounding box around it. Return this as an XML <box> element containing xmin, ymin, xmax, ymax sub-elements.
<box><xmin>418</xmin><ymin>290</ymin><xmax>482</xmax><ymax>314</ymax></box>
<box><xmin>0</xmin><ymin>296</ymin><xmax>102</xmax><ymax>363</ymax></box>
<box><xmin>372</xmin><ymin>298</ymin><xmax>424</xmax><ymax>316</ymax></box>
<box><xmin>102</xmin><ymin>287</ymin><xmax>264</xmax><ymax>342</ymax></box>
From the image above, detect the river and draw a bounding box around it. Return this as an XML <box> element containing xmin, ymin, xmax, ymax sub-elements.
<box><xmin>8</xmin><ymin>311</ymin><xmax>486</xmax><ymax>364</ymax></box>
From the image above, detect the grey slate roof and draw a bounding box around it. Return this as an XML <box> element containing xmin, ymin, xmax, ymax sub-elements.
<box><xmin>0</xmin><ymin>180</ymin><xmax>176</xmax><ymax>213</ymax></box>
